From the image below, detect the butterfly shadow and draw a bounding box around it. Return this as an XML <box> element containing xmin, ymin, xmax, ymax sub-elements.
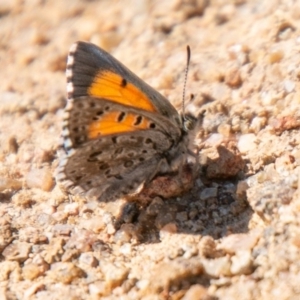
<box><xmin>114</xmin><ymin>145</ymin><xmax>253</xmax><ymax>243</ymax></box>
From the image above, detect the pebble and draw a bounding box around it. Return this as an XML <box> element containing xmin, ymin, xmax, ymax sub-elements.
<box><xmin>0</xmin><ymin>177</ymin><xmax>22</xmax><ymax>192</ymax></box>
<box><xmin>79</xmin><ymin>217</ymin><xmax>105</xmax><ymax>233</ymax></box>
<box><xmin>237</xmin><ymin>134</ymin><xmax>257</xmax><ymax>153</ymax></box>
<box><xmin>231</xmin><ymin>250</ymin><xmax>253</xmax><ymax>275</ymax></box>
<box><xmin>182</xmin><ymin>284</ymin><xmax>210</xmax><ymax>300</ymax></box>
<box><xmin>202</xmin><ymin>256</ymin><xmax>232</xmax><ymax>277</ymax></box>
<box><xmin>48</xmin><ymin>262</ymin><xmax>85</xmax><ymax>284</ymax></box>
<box><xmin>218</xmin><ymin>232</ymin><xmax>260</xmax><ymax>254</ymax></box>
<box><xmin>25</xmin><ymin>168</ymin><xmax>54</xmax><ymax>191</ymax></box>
<box><xmin>2</xmin><ymin>242</ymin><xmax>32</xmax><ymax>262</ymax></box>
<box><xmin>78</xmin><ymin>252</ymin><xmax>98</xmax><ymax>267</ymax></box>
<box><xmin>200</xmin><ymin>188</ymin><xmax>218</xmax><ymax>200</ymax></box>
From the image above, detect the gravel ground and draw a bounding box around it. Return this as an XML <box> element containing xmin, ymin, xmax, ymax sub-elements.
<box><xmin>1</xmin><ymin>0</ymin><xmax>300</xmax><ymax>299</ymax></box>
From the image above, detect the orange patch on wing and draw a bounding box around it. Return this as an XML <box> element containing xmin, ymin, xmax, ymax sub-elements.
<box><xmin>88</xmin><ymin>111</ymin><xmax>151</xmax><ymax>139</ymax></box>
<box><xmin>88</xmin><ymin>71</ymin><xmax>156</xmax><ymax>112</ymax></box>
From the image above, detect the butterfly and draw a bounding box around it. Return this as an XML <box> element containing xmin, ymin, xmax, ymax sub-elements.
<box><xmin>57</xmin><ymin>41</ymin><xmax>199</xmax><ymax>202</ymax></box>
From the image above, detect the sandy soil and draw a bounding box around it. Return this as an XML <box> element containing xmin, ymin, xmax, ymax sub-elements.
<box><xmin>1</xmin><ymin>0</ymin><xmax>300</xmax><ymax>299</ymax></box>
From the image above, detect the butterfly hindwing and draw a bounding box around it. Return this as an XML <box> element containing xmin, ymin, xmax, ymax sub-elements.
<box><xmin>60</xmin><ymin>129</ymin><xmax>173</xmax><ymax>201</ymax></box>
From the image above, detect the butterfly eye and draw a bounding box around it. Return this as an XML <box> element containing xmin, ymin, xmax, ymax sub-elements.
<box><xmin>182</xmin><ymin>114</ymin><xmax>197</xmax><ymax>131</ymax></box>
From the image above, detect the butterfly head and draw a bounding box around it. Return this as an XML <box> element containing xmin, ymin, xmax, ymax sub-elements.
<box><xmin>182</xmin><ymin>113</ymin><xmax>197</xmax><ymax>132</ymax></box>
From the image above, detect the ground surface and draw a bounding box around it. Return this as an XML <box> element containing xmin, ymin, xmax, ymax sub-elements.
<box><xmin>1</xmin><ymin>0</ymin><xmax>300</xmax><ymax>299</ymax></box>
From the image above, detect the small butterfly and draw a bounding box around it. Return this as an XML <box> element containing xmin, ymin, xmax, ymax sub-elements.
<box><xmin>57</xmin><ymin>41</ymin><xmax>199</xmax><ymax>202</ymax></box>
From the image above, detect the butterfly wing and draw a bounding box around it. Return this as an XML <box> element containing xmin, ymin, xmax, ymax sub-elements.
<box><xmin>66</xmin><ymin>41</ymin><xmax>181</xmax><ymax>126</ymax></box>
<box><xmin>57</xmin><ymin>42</ymin><xmax>188</xmax><ymax>202</ymax></box>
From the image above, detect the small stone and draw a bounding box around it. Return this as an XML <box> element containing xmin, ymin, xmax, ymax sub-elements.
<box><xmin>202</xmin><ymin>256</ymin><xmax>232</xmax><ymax>277</ymax></box>
<box><xmin>160</xmin><ymin>223</ymin><xmax>178</xmax><ymax>234</ymax></box>
<box><xmin>37</xmin><ymin>213</ymin><xmax>55</xmax><ymax>226</ymax></box>
<box><xmin>176</xmin><ymin>211</ymin><xmax>188</xmax><ymax>222</ymax></box>
<box><xmin>43</xmin><ymin>237</ymin><xmax>65</xmax><ymax>264</ymax></box>
<box><xmin>200</xmin><ymin>188</ymin><xmax>218</xmax><ymax>200</ymax></box>
<box><xmin>0</xmin><ymin>177</ymin><xmax>22</xmax><ymax>192</ymax></box>
<box><xmin>23</xmin><ymin>283</ymin><xmax>45</xmax><ymax>298</ymax></box>
<box><xmin>225</xmin><ymin>66</ymin><xmax>242</xmax><ymax>88</ymax></box>
<box><xmin>249</xmin><ymin>116</ymin><xmax>267</xmax><ymax>133</ymax></box>
<box><xmin>146</xmin><ymin>197</ymin><xmax>164</xmax><ymax>216</ymax></box>
<box><xmin>0</xmin><ymin>261</ymin><xmax>21</xmax><ymax>281</ymax></box>
<box><xmin>155</xmin><ymin>211</ymin><xmax>175</xmax><ymax>229</ymax></box>
<box><xmin>147</xmin><ymin>258</ymin><xmax>203</xmax><ymax>293</ymax></box>
<box><xmin>230</xmin><ymin>250</ymin><xmax>253</xmax><ymax>275</ymax></box>
<box><xmin>25</xmin><ymin>168</ymin><xmax>54</xmax><ymax>191</ymax></box>
<box><xmin>30</xmin><ymin>28</ymin><xmax>49</xmax><ymax>45</ymax></box>
<box><xmin>52</xmin><ymin>211</ymin><xmax>68</xmax><ymax>222</ymax></box>
<box><xmin>106</xmin><ymin>223</ymin><xmax>116</xmax><ymax>235</ymax></box>
<box><xmin>48</xmin><ymin>262</ymin><xmax>85</xmax><ymax>284</ymax></box>
<box><xmin>33</xmin><ymin>148</ymin><xmax>54</xmax><ymax>164</ymax></box>
<box><xmin>182</xmin><ymin>244</ymin><xmax>198</xmax><ymax>259</ymax></box>
<box><xmin>64</xmin><ymin>202</ymin><xmax>79</xmax><ymax>215</ymax></box>
<box><xmin>199</xmin><ymin>236</ymin><xmax>217</xmax><ymax>258</ymax></box>
<box><xmin>136</xmin><ymin>279</ymin><xmax>150</xmax><ymax>290</ymax></box>
<box><xmin>22</xmin><ymin>263</ymin><xmax>45</xmax><ymax>280</ymax></box>
<box><xmin>114</xmin><ymin>224</ymin><xmax>137</xmax><ymax>244</ymax></box>
<box><xmin>79</xmin><ymin>216</ymin><xmax>105</xmax><ymax>233</ymax></box>
<box><xmin>182</xmin><ymin>284</ymin><xmax>210</xmax><ymax>300</ymax></box>
<box><xmin>283</xmin><ymin>79</ymin><xmax>295</xmax><ymax>93</ymax></box>
<box><xmin>267</xmin><ymin>49</ymin><xmax>284</xmax><ymax>63</ymax></box>
<box><xmin>237</xmin><ymin>134</ymin><xmax>257</xmax><ymax>154</ymax></box>
<box><xmin>81</xmin><ymin>201</ymin><xmax>99</xmax><ymax>213</ymax></box>
<box><xmin>89</xmin><ymin>281</ymin><xmax>109</xmax><ymax>296</ymax></box>
<box><xmin>61</xmin><ymin>249</ymin><xmax>80</xmax><ymax>263</ymax></box>
<box><xmin>218</xmin><ymin>123</ymin><xmax>231</xmax><ymax>137</ymax></box>
<box><xmin>228</xmin><ymin>43</ymin><xmax>249</xmax><ymax>65</ymax></box>
<box><xmin>218</xmin><ymin>232</ymin><xmax>260</xmax><ymax>255</ymax></box>
<box><xmin>19</xmin><ymin>226</ymin><xmax>48</xmax><ymax>244</ymax></box>
<box><xmin>52</xmin><ymin>224</ymin><xmax>73</xmax><ymax>236</ymax></box>
<box><xmin>6</xmin><ymin>136</ymin><xmax>18</xmax><ymax>154</ymax></box>
<box><xmin>0</xmin><ymin>2</ymin><xmax>11</xmax><ymax>16</ymax></box>
<box><xmin>236</xmin><ymin>180</ymin><xmax>249</xmax><ymax>200</ymax></box>
<box><xmin>202</xmin><ymin>145</ymin><xmax>244</xmax><ymax>179</ymax></box>
<box><xmin>102</xmin><ymin>262</ymin><xmax>129</xmax><ymax>290</ymax></box>
<box><xmin>275</xmin><ymin>153</ymin><xmax>296</xmax><ymax>174</ymax></box>
<box><xmin>205</xmin><ymin>133</ymin><xmax>224</xmax><ymax>147</ymax></box>
<box><xmin>79</xmin><ymin>252</ymin><xmax>98</xmax><ymax>267</ymax></box>
<box><xmin>119</xmin><ymin>243</ymin><xmax>132</xmax><ymax>256</ymax></box>
<box><xmin>2</xmin><ymin>242</ymin><xmax>32</xmax><ymax>262</ymax></box>
<box><xmin>65</xmin><ymin>229</ymin><xmax>97</xmax><ymax>252</ymax></box>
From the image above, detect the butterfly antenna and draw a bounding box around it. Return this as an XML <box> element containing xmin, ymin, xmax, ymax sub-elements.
<box><xmin>182</xmin><ymin>45</ymin><xmax>191</xmax><ymax>121</ymax></box>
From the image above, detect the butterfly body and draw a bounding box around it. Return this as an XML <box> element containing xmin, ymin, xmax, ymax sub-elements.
<box><xmin>57</xmin><ymin>42</ymin><xmax>196</xmax><ymax>202</ymax></box>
